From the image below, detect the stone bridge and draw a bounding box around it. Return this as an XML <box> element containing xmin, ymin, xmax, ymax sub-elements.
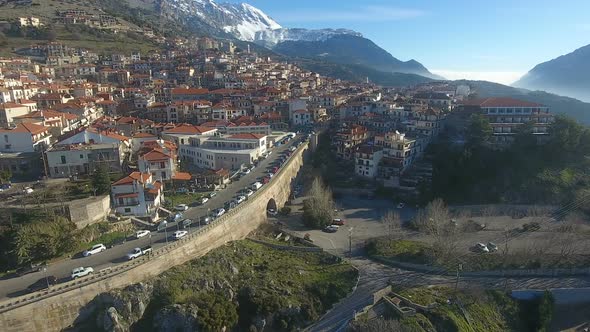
<box><xmin>0</xmin><ymin>143</ymin><xmax>310</xmax><ymax>332</ymax></box>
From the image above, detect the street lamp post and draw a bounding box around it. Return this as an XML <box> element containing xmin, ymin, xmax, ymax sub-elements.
<box><xmin>43</xmin><ymin>266</ymin><xmax>49</xmax><ymax>289</ymax></box>
<box><xmin>348</xmin><ymin>227</ymin><xmax>354</xmax><ymax>260</ymax></box>
<box><xmin>164</xmin><ymin>226</ymin><xmax>169</xmax><ymax>245</ymax></box>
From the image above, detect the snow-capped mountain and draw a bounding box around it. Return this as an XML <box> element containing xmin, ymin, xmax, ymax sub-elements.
<box><xmin>254</xmin><ymin>28</ymin><xmax>362</xmax><ymax>47</ymax></box>
<box><xmin>160</xmin><ymin>0</ymin><xmax>356</xmax><ymax>44</ymax></box>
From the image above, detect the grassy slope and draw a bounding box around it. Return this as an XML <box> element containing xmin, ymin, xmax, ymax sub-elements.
<box><xmin>0</xmin><ymin>0</ymin><xmax>159</xmax><ymax>56</ymax></box>
<box><xmin>397</xmin><ymin>286</ymin><xmax>521</xmax><ymax>332</ymax></box>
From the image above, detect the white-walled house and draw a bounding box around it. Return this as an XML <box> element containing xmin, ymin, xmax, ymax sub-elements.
<box><xmin>137</xmin><ymin>148</ymin><xmax>176</xmax><ymax>181</ymax></box>
<box><xmin>111</xmin><ymin>172</ymin><xmax>163</xmax><ymax>219</ymax></box>
<box><xmin>0</xmin><ymin>122</ymin><xmax>51</xmax><ymax>153</ymax></box>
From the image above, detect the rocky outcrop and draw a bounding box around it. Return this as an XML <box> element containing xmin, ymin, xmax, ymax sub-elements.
<box><xmin>94</xmin><ymin>282</ymin><xmax>154</xmax><ymax>332</ymax></box>
<box><xmin>153</xmin><ymin>304</ymin><xmax>199</xmax><ymax>332</ymax></box>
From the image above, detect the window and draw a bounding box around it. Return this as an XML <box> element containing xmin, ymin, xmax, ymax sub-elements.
<box><xmin>61</xmin><ymin>155</ymin><xmax>66</xmax><ymax>164</ymax></box>
<box><xmin>161</xmin><ymin>171</ymin><xmax>166</xmax><ymax>179</ymax></box>
<box><xmin>3</xmin><ymin>135</ymin><xmax>7</xmax><ymax>143</ymax></box>
<box><xmin>124</xmin><ymin>208</ymin><xmax>131</xmax><ymax>213</ymax></box>
<box><xmin>80</xmin><ymin>154</ymin><xmax>84</xmax><ymax>159</ymax></box>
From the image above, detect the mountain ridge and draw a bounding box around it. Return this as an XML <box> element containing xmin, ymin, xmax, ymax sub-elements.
<box><xmin>513</xmin><ymin>43</ymin><xmax>590</xmax><ymax>102</ymax></box>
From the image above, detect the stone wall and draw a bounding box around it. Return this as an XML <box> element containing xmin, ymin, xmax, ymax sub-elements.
<box><xmin>0</xmin><ymin>144</ymin><xmax>308</xmax><ymax>332</ymax></box>
<box><xmin>67</xmin><ymin>195</ymin><xmax>111</xmax><ymax>228</ymax></box>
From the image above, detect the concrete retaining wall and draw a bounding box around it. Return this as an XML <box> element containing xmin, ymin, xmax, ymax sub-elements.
<box><xmin>68</xmin><ymin>195</ymin><xmax>110</xmax><ymax>228</ymax></box>
<box><xmin>0</xmin><ymin>144</ymin><xmax>308</xmax><ymax>332</ymax></box>
<box><xmin>512</xmin><ymin>288</ymin><xmax>590</xmax><ymax>305</ymax></box>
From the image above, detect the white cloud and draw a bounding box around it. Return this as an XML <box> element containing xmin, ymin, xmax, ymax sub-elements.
<box><xmin>275</xmin><ymin>6</ymin><xmax>426</xmax><ymax>23</ymax></box>
<box><xmin>431</xmin><ymin>70</ymin><xmax>525</xmax><ymax>85</ymax></box>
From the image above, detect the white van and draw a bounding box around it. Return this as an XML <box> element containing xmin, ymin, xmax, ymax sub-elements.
<box><xmin>251</xmin><ymin>182</ymin><xmax>263</xmax><ymax>191</ymax></box>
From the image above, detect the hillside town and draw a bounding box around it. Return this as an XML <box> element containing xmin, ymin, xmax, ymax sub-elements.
<box><xmin>0</xmin><ymin>34</ymin><xmax>556</xmax><ymax>220</ymax></box>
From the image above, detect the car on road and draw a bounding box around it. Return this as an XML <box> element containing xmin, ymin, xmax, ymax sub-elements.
<box><xmin>27</xmin><ymin>276</ymin><xmax>58</xmax><ymax>293</ymax></box>
<box><xmin>475</xmin><ymin>243</ymin><xmax>489</xmax><ymax>253</ymax></box>
<box><xmin>224</xmin><ymin>201</ymin><xmax>236</xmax><ymax>211</ymax></box>
<box><xmin>244</xmin><ymin>189</ymin><xmax>254</xmax><ymax>197</ymax></box>
<box><xmin>16</xmin><ymin>262</ymin><xmax>47</xmax><ymax>276</ymax></box>
<box><xmin>241</xmin><ymin>168</ymin><xmax>251</xmax><ymax>175</ymax></box>
<box><xmin>200</xmin><ymin>197</ymin><xmax>209</xmax><ymax>205</ymax></box>
<box><xmin>213</xmin><ymin>208</ymin><xmax>226</xmax><ymax>217</ymax></box>
<box><xmin>235</xmin><ymin>195</ymin><xmax>246</xmax><ymax>204</ymax></box>
<box><xmin>267</xmin><ymin>208</ymin><xmax>278</xmax><ymax>216</ymax></box>
<box><xmin>126</xmin><ymin>246</ymin><xmax>152</xmax><ymax>260</ymax></box>
<box><xmin>172</xmin><ymin>230</ymin><xmax>188</xmax><ymax>240</ymax></box>
<box><xmin>332</xmin><ymin>218</ymin><xmax>345</xmax><ymax>226</ymax></box>
<box><xmin>135</xmin><ymin>230</ymin><xmax>151</xmax><ymax>239</ymax></box>
<box><xmin>323</xmin><ymin>225</ymin><xmax>339</xmax><ymax>233</ymax></box>
<box><xmin>251</xmin><ymin>182</ymin><xmax>262</xmax><ymax>190</ymax></box>
<box><xmin>208</xmin><ymin>192</ymin><xmax>217</xmax><ymax>198</ymax></box>
<box><xmin>71</xmin><ymin>266</ymin><xmax>94</xmax><ymax>279</ymax></box>
<box><xmin>182</xmin><ymin>219</ymin><xmax>193</xmax><ymax>229</ymax></box>
<box><xmin>487</xmin><ymin>242</ymin><xmax>498</xmax><ymax>252</ymax></box>
<box><xmin>83</xmin><ymin>244</ymin><xmax>106</xmax><ymax>257</ymax></box>
<box><xmin>174</xmin><ymin>204</ymin><xmax>189</xmax><ymax>211</ymax></box>
<box><xmin>396</xmin><ymin>203</ymin><xmax>405</xmax><ymax>209</ymax></box>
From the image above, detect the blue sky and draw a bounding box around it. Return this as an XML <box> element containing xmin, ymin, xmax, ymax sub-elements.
<box><xmin>225</xmin><ymin>0</ymin><xmax>590</xmax><ymax>84</ymax></box>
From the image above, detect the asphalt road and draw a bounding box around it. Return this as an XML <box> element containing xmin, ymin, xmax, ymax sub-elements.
<box><xmin>0</xmin><ymin>135</ymin><xmax>303</xmax><ymax>300</ymax></box>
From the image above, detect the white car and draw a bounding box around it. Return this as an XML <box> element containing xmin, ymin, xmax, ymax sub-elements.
<box><xmin>200</xmin><ymin>197</ymin><xmax>209</xmax><ymax>205</ymax></box>
<box><xmin>475</xmin><ymin>243</ymin><xmax>489</xmax><ymax>253</ymax></box>
<box><xmin>242</xmin><ymin>169</ymin><xmax>251</xmax><ymax>175</ymax></box>
<box><xmin>214</xmin><ymin>208</ymin><xmax>226</xmax><ymax>217</ymax></box>
<box><xmin>71</xmin><ymin>266</ymin><xmax>94</xmax><ymax>279</ymax></box>
<box><xmin>245</xmin><ymin>189</ymin><xmax>254</xmax><ymax>197</ymax></box>
<box><xmin>235</xmin><ymin>195</ymin><xmax>246</xmax><ymax>204</ymax></box>
<box><xmin>83</xmin><ymin>244</ymin><xmax>106</xmax><ymax>257</ymax></box>
<box><xmin>172</xmin><ymin>230</ymin><xmax>188</xmax><ymax>240</ymax></box>
<box><xmin>135</xmin><ymin>230</ymin><xmax>151</xmax><ymax>239</ymax></box>
<box><xmin>23</xmin><ymin>187</ymin><xmax>34</xmax><ymax>194</ymax></box>
<box><xmin>267</xmin><ymin>209</ymin><xmax>278</xmax><ymax>216</ymax></box>
<box><xmin>174</xmin><ymin>204</ymin><xmax>189</xmax><ymax>211</ymax></box>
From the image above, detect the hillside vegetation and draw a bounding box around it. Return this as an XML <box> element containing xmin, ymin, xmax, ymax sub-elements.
<box><xmin>75</xmin><ymin>239</ymin><xmax>358</xmax><ymax>331</ymax></box>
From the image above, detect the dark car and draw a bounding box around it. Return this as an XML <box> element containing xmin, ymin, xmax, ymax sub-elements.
<box><xmin>27</xmin><ymin>276</ymin><xmax>58</xmax><ymax>293</ymax></box>
<box><xmin>16</xmin><ymin>262</ymin><xmax>47</xmax><ymax>276</ymax></box>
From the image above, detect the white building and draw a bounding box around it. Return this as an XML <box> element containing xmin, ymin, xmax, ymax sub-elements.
<box><xmin>180</xmin><ymin>133</ymin><xmax>267</xmax><ymax>171</ymax></box>
<box><xmin>292</xmin><ymin>109</ymin><xmax>312</xmax><ymax>126</ymax></box>
<box><xmin>0</xmin><ymin>122</ymin><xmax>51</xmax><ymax>153</ymax></box>
<box><xmin>111</xmin><ymin>172</ymin><xmax>163</xmax><ymax>219</ymax></box>
<box><xmin>161</xmin><ymin>124</ymin><xmax>217</xmax><ymax>146</ymax></box>
<box><xmin>138</xmin><ymin>148</ymin><xmax>176</xmax><ymax>181</ymax></box>
<box><xmin>354</xmin><ymin>145</ymin><xmax>384</xmax><ymax>178</ymax></box>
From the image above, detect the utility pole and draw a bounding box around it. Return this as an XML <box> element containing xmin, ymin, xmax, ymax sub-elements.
<box><xmin>454</xmin><ymin>263</ymin><xmax>463</xmax><ymax>292</ymax></box>
<box><xmin>348</xmin><ymin>227</ymin><xmax>354</xmax><ymax>261</ymax></box>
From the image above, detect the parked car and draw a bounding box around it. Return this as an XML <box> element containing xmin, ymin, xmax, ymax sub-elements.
<box><xmin>172</xmin><ymin>230</ymin><xmax>188</xmax><ymax>240</ymax></box>
<box><xmin>224</xmin><ymin>201</ymin><xmax>236</xmax><ymax>211</ymax></box>
<box><xmin>323</xmin><ymin>225</ymin><xmax>339</xmax><ymax>233</ymax></box>
<box><xmin>16</xmin><ymin>262</ymin><xmax>47</xmax><ymax>276</ymax></box>
<box><xmin>71</xmin><ymin>266</ymin><xmax>94</xmax><ymax>279</ymax></box>
<box><xmin>242</xmin><ymin>168</ymin><xmax>251</xmax><ymax>175</ymax></box>
<box><xmin>487</xmin><ymin>242</ymin><xmax>498</xmax><ymax>252</ymax></box>
<box><xmin>182</xmin><ymin>219</ymin><xmax>193</xmax><ymax>229</ymax></box>
<box><xmin>126</xmin><ymin>246</ymin><xmax>152</xmax><ymax>260</ymax></box>
<box><xmin>23</xmin><ymin>187</ymin><xmax>34</xmax><ymax>194</ymax></box>
<box><xmin>209</xmin><ymin>192</ymin><xmax>217</xmax><ymax>198</ymax></box>
<box><xmin>214</xmin><ymin>208</ymin><xmax>226</xmax><ymax>217</ymax></box>
<box><xmin>201</xmin><ymin>216</ymin><xmax>211</xmax><ymax>225</ymax></box>
<box><xmin>174</xmin><ymin>204</ymin><xmax>189</xmax><ymax>211</ymax></box>
<box><xmin>167</xmin><ymin>212</ymin><xmax>183</xmax><ymax>222</ymax></box>
<box><xmin>245</xmin><ymin>189</ymin><xmax>254</xmax><ymax>197</ymax></box>
<box><xmin>332</xmin><ymin>218</ymin><xmax>345</xmax><ymax>226</ymax></box>
<box><xmin>135</xmin><ymin>230</ymin><xmax>151</xmax><ymax>239</ymax></box>
<box><xmin>27</xmin><ymin>276</ymin><xmax>58</xmax><ymax>293</ymax></box>
<box><xmin>175</xmin><ymin>188</ymin><xmax>189</xmax><ymax>194</ymax></box>
<box><xmin>251</xmin><ymin>182</ymin><xmax>263</xmax><ymax>191</ymax></box>
<box><xmin>157</xmin><ymin>220</ymin><xmax>168</xmax><ymax>232</ymax></box>
<box><xmin>0</xmin><ymin>183</ymin><xmax>11</xmax><ymax>190</ymax></box>
<box><xmin>267</xmin><ymin>208</ymin><xmax>278</xmax><ymax>216</ymax></box>
<box><xmin>396</xmin><ymin>203</ymin><xmax>405</xmax><ymax>209</ymax></box>
<box><xmin>83</xmin><ymin>244</ymin><xmax>106</xmax><ymax>257</ymax></box>
<box><xmin>200</xmin><ymin>197</ymin><xmax>209</xmax><ymax>205</ymax></box>
<box><xmin>475</xmin><ymin>243</ymin><xmax>489</xmax><ymax>253</ymax></box>
<box><xmin>235</xmin><ymin>195</ymin><xmax>246</xmax><ymax>204</ymax></box>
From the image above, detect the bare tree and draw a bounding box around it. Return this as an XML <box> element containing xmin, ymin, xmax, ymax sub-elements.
<box><xmin>416</xmin><ymin>198</ymin><xmax>459</xmax><ymax>264</ymax></box>
<box><xmin>302</xmin><ymin>177</ymin><xmax>335</xmax><ymax>228</ymax></box>
<box><xmin>382</xmin><ymin>210</ymin><xmax>401</xmax><ymax>241</ymax></box>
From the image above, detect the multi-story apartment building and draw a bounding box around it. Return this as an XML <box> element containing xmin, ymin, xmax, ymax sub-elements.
<box><xmin>0</xmin><ymin>123</ymin><xmax>52</xmax><ymax>153</ymax></box>
<box><xmin>460</xmin><ymin>97</ymin><xmax>554</xmax><ymax>145</ymax></box>
<box><xmin>355</xmin><ymin>145</ymin><xmax>384</xmax><ymax>178</ymax></box>
<box><xmin>334</xmin><ymin>124</ymin><xmax>369</xmax><ymax>160</ymax></box>
<box><xmin>45</xmin><ymin>142</ymin><xmax>125</xmax><ymax>178</ymax></box>
<box><xmin>137</xmin><ymin>148</ymin><xmax>176</xmax><ymax>181</ymax></box>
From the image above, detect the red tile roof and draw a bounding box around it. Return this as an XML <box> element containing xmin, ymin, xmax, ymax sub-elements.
<box><xmin>163</xmin><ymin>124</ymin><xmax>215</xmax><ymax>135</ymax></box>
<box><xmin>139</xmin><ymin>149</ymin><xmax>171</xmax><ymax>161</ymax></box>
<box><xmin>229</xmin><ymin>133</ymin><xmax>266</xmax><ymax>140</ymax></box>
<box><xmin>171</xmin><ymin>87</ymin><xmax>208</xmax><ymax>95</ymax></box>
<box><xmin>0</xmin><ymin>122</ymin><xmax>49</xmax><ymax>135</ymax></box>
<box><xmin>171</xmin><ymin>172</ymin><xmax>192</xmax><ymax>181</ymax></box>
<box><xmin>112</xmin><ymin>172</ymin><xmax>151</xmax><ymax>186</ymax></box>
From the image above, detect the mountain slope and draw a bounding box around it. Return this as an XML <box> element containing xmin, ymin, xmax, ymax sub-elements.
<box><xmin>513</xmin><ymin>44</ymin><xmax>590</xmax><ymax>102</ymax></box>
<box><xmin>461</xmin><ymin>80</ymin><xmax>590</xmax><ymax>124</ymax></box>
<box><xmin>273</xmin><ymin>34</ymin><xmax>439</xmax><ymax>79</ymax></box>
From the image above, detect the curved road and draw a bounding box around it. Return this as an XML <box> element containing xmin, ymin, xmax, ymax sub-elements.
<box><xmin>0</xmin><ymin>135</ymin><xmax>303</xmax><ymax>300</ymax></box>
